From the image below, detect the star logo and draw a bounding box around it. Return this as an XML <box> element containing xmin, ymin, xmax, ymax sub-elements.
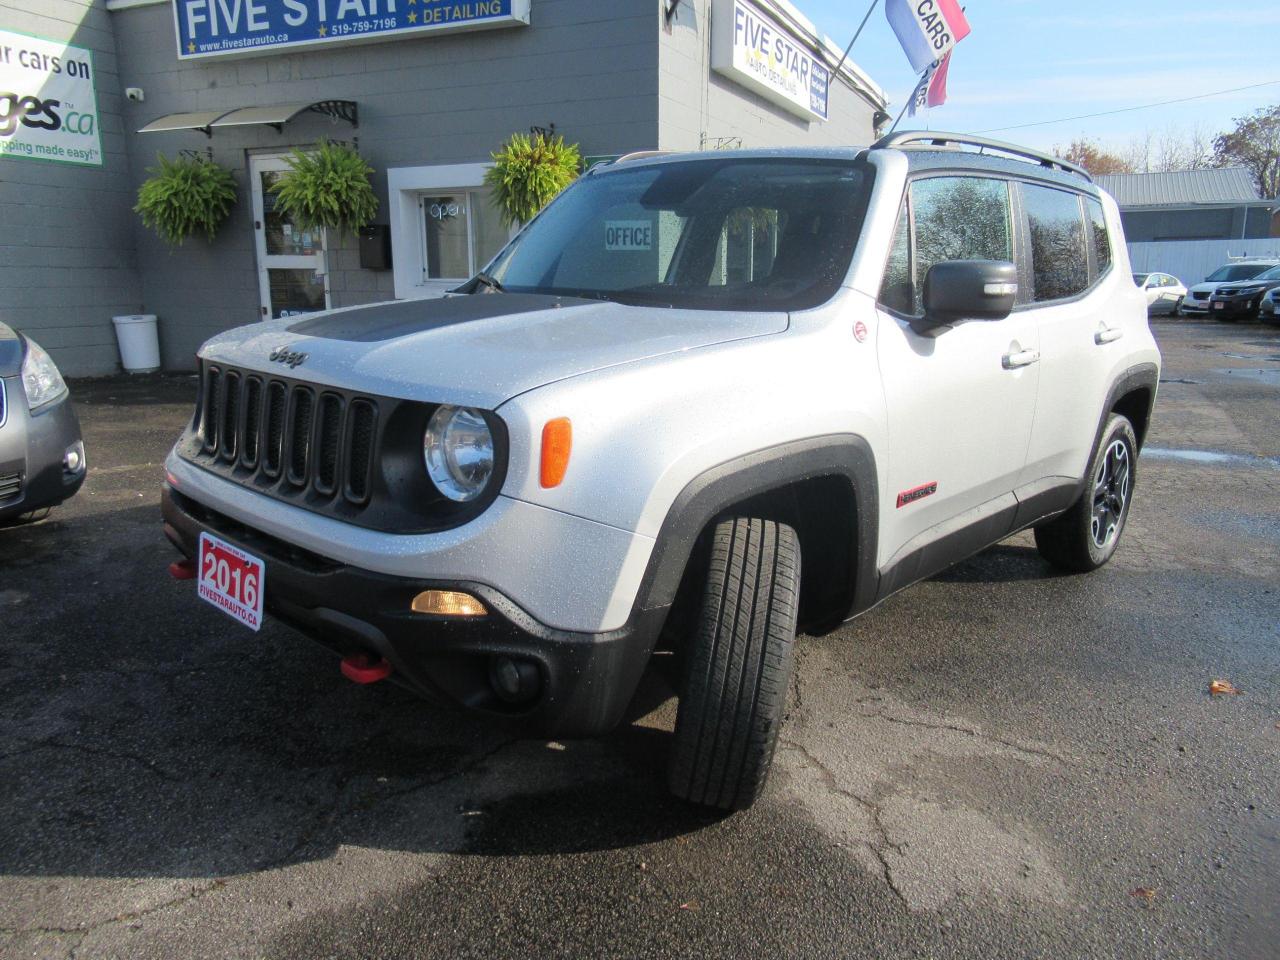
<box><xmin>186</xmin><ymin>41</ymin><xmax>196</xmax><ymax>54</ymax></box>
<box><xmin>317</xmin><ymin>24</ymin><xmax>327</xmax><ymax>36</ymax></box>
<box><xmin>407</xmin><ymin>10</ymin><xmax>417</xmax><ymax>22</ymax></box>
<box><xmin>408</xmin><ymin>0</ymin><xmax>417</xmax><ymax>4</ymax></box>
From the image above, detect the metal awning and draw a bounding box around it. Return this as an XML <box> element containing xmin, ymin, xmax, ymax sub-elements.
<box><xmin>138</xmin><ymin>100</ymin><xmax>358</xmax><ymax>137</ymax></box>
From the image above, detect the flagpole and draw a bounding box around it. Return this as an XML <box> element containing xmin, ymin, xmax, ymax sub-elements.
<box><xmin>886</xmin><ymin>87</ymin><xmax>915</xmax><ymax>136</ymax></box>
<box><xmin>831</xmin><ymin>0</ymin><xmax>881</xmax><ymax>79</ymax></box>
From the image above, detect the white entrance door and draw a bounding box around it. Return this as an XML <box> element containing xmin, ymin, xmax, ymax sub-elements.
<box><xmin>250</xmin><ymin>154</ymin><xmax>330</xmax><ymax>320</ymax></box>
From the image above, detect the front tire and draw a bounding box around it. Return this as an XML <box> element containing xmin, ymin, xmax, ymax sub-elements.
<box><xmin>1035</xmin><ymin>415</ymin><xmax>1137</xmax><ymax>573</ymax></box>
<box><xmin>668</xmin><ymin>518</ymin><xmax>800</xmax><ymax>811</ymax></box>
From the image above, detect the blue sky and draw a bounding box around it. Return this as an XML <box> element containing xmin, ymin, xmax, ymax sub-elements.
<box><xmin>801</xmin><ymin>0</ymin><xmax>1280</xmax><ymax>152</ymax></box>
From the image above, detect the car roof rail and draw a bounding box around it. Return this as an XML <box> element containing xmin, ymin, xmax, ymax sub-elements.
<box><xmin>872</xmin><ymin>131</ymin><xmax>1093</xmax><ymax>183</ymax></box>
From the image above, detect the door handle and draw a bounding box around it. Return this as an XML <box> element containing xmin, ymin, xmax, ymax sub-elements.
<box><xmin>1095</xmin><ymin>326</ymin><xmax>1124</xmax><ymax>345</ymax></box>
<box><xmin>1002</xmin><ymin>349</ymin><xmax>1040</xmax><ymax>369</ymax></box>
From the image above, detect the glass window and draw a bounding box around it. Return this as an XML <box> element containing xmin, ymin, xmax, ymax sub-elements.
<box><xmin>486</xmin><ymin>159</ymin><xmax>870</xmax><ymax>311</ymax></box>
<box><xmin>879</xmin><ymin>201</ymin><xmax>912</xmax><ymax>314</ymax></box>
<box><xmin>268</xmin><ymin>268</ymin><xmax>326</xmax><ymax>319</ymax></box>
<box><xmin>261</xmin><ymin>171</ymin><xmax>320</xmax><ymax>256</ymax></box>
<box><xmin>906</xmin><ymin>176</ymin><xmax>1013</xmax><ymax>314</ymax></box>
<box><xmin>421</xmin><ymin>189</ymin><xmax>509</xmax><ymax>280</ymax></box>
<box><xmin>1024</xmin><ymin>184</ymin><xmax>1088</xmax><ymax>301</ymax></box>
<box><xmin>1205</xmin><ymin>263</ymin><xmax>1272</xmax><ymax>282</ymax></box>
<box><xmin>1086</xmin><ymin>197</ymin><xmax>1112</xmax><ymax>278</ymax></box>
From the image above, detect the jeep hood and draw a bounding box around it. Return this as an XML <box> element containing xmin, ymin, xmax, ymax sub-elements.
<box><xmin>197</xmin><ymin>293</ymin><xmax>789</xmax><ymax>408</ymax></box>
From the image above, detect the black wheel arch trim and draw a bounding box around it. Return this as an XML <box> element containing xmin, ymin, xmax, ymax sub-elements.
<box><xmin>629</xmin><ymin>434</ymin><xmax>880</xmax><ymax>627</ymax></box>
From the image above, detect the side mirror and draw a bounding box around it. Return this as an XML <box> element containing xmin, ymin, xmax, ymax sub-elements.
<box><xmin>917</xmin><ymin>260</ymin><xmax>1017</xmax><ymax>332</ymax></box>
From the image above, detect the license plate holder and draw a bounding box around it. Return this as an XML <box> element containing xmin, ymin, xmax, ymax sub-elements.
<box><xmin>197</xmin><ymin>532</ymin><xmax>265</xmax><ymax>631</ymax></box>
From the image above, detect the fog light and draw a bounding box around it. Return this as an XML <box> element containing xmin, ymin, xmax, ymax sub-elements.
<box><xmin>410</xmin><ymin>590</ymin><xmax>487</xmax><ymax>617</ymax></box>
<box><xmin>489</xmin><ymin>655</ymin><xmax>540</xmax><ymax>704</ymax></box>
<box><xmin>63</xmin><ymin>441</ymin><xmax>85</xmax><ymax>474</ymax></box>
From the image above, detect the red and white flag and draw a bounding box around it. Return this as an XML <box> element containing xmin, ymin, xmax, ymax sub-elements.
<box><xmin>907</xmin><ymin>51</ymin><xmax>952</xmax><ymax>116</ymax></box>
<box><xmin>886</xmin><ymin>0</ymin><xmax>971</xmax><ymax>74</ymax></box>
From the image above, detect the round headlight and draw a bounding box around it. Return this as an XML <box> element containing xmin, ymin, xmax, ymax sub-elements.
<box><xmin>423</xmin><ymin>405</ymin><xmax>495</xmax><ymax>502</ymax></box>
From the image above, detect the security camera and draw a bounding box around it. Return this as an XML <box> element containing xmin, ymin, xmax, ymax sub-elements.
<box><xmin>125</xmin><ymin>87</ymin><xmax>144</xmax><ymax>102</ymax></box>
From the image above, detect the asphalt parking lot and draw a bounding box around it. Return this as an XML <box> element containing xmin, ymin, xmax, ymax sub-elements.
<box><xmin>2</xmin><ymin>320</ymin><xmax>1278</xmax><ymax>960</ymax></box>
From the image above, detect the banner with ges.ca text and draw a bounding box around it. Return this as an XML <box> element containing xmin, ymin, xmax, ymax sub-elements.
<box><xmin>0</xmin><ymin>29</ymin><xmax>102</xmax><ymax>167</ymax></box>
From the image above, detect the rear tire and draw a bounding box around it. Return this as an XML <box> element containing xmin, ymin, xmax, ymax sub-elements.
<box><xmin>1035</xmin><ymin>415</ymin><xmax>1137</xmax><ymax>573</ymax></box>
<box><xmin>668</xmin><ymin>518</ymin><xmax>800</xmax><ymax>811</ymax></box>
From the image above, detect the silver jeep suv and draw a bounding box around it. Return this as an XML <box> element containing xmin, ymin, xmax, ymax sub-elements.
<box><xmin>163</xmin><ymin>133</ymin><xmax>1160</xmax><ymax>810</ymax></box>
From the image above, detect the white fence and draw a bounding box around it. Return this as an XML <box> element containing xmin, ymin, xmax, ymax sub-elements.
<box><xmin>1127</xmin><ymin>239</ymin><xmax>1280</xmax><ymax>286</ymax></box>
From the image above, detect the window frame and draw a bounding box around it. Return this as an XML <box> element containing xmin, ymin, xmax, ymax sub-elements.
<box><xmin>416</xmin><ymin>188</ymin><xmax>508</xmax><ymax>284</ymax></box>
<box><xmin>874</xmin><ymin>168</ymin><xmax>1117</xmax><ymax>320</ymax></box>
<box><xmin>875</xmin><ymin>172</ymin><xmax>1024</xmax><ymax>320</ymax></box>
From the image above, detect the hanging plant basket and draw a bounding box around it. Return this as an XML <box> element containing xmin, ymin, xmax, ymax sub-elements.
<box><xmin>484</xmin><ymin>132</ymin><xmax>582</xmax><ymax>227</ymax></box>
<box><xmin>269</xmin><ymin>139</ymin><xmax>379</xmax><ymax>236</ymax></box>
<box><xmin>134</xmin><ymin>153</ymin><xmax>238</xmax><ymax>248</ymax></box>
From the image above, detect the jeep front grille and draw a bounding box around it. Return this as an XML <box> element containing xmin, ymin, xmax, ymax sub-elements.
<box><xmin>180</xmin><ymin>362</ymin><xmax>503</xmax><ymax>534</ymax></box>
<box><xmin>194</xmin><ymin>364</ymin><xmax>377</xmax><ymax>509</ymax></box>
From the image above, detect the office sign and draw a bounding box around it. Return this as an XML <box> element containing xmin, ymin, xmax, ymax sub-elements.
<box><xmin>710</xmin><ymin>0</ymin><xmax>829</xmax><ymax>122</ymax></box>
<box><xmin>172</xmin><ymin>0</ymin><xmax>531</xmax><ymax>60</ymax></box>
<box><xmin>0</xmin><ymin>30</ymin><xmax>102</xmax><ymax>166</ymax></box>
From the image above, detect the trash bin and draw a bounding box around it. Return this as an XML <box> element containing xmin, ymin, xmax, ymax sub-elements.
<box><xmin>111</xmin><ymin>314</ymin><xmax>161</xmax><ymax>373</ymax></box>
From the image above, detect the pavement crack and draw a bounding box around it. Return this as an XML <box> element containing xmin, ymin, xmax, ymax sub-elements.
<box><xmin>859</xmin><ymin>712</ymin><xmax>1069</xmax><ymax>765</ymax></box>
<box><xmin>7</xmin><ymin>737</ymin><xmax>181</xmax><ymax>782</ymax></box>
<box><xmin>780</xmin><ymin>738</ymin><xmax>910</xmax><ymax>908</ymax></box>
<box><xmin>266</xmin><ymin>737</ymin><xmax>520</xmax><ymax>868</ymax></box>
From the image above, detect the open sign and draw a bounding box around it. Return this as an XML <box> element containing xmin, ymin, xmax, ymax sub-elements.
<box><xmin>605</xmin><ymin>220</ymin><xmax>652</xmax><ymax>251</ymax></box>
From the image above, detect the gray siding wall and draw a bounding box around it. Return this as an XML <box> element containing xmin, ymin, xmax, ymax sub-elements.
<box><xmin>111</xmin><ymin>0</ymin><xmax>659</xmax><ymax>369</ymax></box>
<box><xmin>1120</xmin><ymin>205</ymin><xmax>1274</xmax><ymax>243</ymax></box>
<box><xmin>657</xmin><ymin>0</ymin><xmax>877</xmax><ymax>151</ymax></box>
<box><xmin>0</xmin><ymin>0</ymin><xmax>144</xmax><ymax>376</ymax></box>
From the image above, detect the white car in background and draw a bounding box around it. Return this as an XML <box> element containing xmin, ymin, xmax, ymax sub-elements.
<box><xmin>1133</xmin><ymin>272</ymin><xmax>1186</xmax><ymax>315</ymax></box>
<box><xmin>1180</xmin><ymin>260</ymin><xmax>1280</xmax><ymax>316</ymax></box>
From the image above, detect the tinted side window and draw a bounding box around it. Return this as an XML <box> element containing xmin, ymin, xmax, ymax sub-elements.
<box><xmin>1086</xmin><ymin>197</ymin><xmax>1112</xmax><ymax>277</ymax></box>
<box><xmin>1024</xmin><ymin>184</ymin><xmax>1088</xmax><ymax>301</ymax></box>
<box><xmin>910</xmin><ymin>177</ymin><xmax>1013</xmax><ymax>314</ymax></box>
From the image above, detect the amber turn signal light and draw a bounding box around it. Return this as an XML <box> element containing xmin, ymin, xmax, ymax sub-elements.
<box><xmin>540</xmin><ymin>417</ymin><xmax>572</xmax><ymax>488</ymax></box>
<box><xmin>410</xmin><ymin>590</ymin><xmax>487</xmax><ymax>617</ymax></box>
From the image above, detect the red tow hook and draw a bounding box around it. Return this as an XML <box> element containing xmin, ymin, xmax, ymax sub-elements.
<box><xmin>168</xmin><ymin>559</ymin><xmax>196</xmax><ymax>580</ymax></box>
<box><xmin>340</xmin><ymin>653</ymin><xmax>393</xmax><ymax>684</ymax></box>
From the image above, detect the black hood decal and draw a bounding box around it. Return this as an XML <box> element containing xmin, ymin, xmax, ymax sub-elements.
<box><xmin>286</xmin><ymin>293</ymin><xmax>597</xmax><ymax>343</ymax></box>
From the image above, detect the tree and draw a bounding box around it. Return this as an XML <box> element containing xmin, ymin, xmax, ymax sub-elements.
<box><xmin>1214</xmin><ymin>104</ymin><xmax>1280</xmax><ymax>199</ymax></box>
<box><xmin>1054</xmin><ymin>138</ymin><xmax>1134</xmax><ymax>176</ymax></box>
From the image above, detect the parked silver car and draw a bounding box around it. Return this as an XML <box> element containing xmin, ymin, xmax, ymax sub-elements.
<box><xmin>0</xmin><ymin>324</ymin><xmax>86</xmax><ymax>525</ymax></box>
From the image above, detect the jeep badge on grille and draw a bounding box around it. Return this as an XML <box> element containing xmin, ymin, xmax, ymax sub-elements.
<box><xmin>269</xmin><ymin>346</ymin><xmax>308</xmax><ymax>369</ymax></box>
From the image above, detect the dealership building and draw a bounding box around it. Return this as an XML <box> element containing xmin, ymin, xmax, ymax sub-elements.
<box><xmin>1</xmin><ymin>0</ymin><xmax>887</xmax><ymax>375</ymax></box>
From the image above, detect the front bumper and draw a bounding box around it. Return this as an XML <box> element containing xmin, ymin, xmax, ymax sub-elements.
<box><xmin>0</xmin><ymin>381</ymin><xmax>85</xmax><ymax>521</ymax></box>
<box><xmin>1207</xmin><ymin>296</ymin><xmax>1262</xmax><ymax>319</ymax></box>
<box><xmin>162</xmin><ymin>485</ymin><xmax>666</xmax><ymax>738</ymax></box>
<box><xmin>1181</xmin><ymin>297</ymin><xmax>1211</xmax><ymax>314</ymax></box>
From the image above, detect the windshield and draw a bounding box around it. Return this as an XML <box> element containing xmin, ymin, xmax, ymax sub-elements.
<box><xmin>1254</xmin><ymin>265</ymin><xmax>1280</xmax><ymax>281</ymax></box>
<box><xmin>1206</xmin><ymin>263</ymin><xmax>1275</xmax><ymax>282</ymax></box>
<box><xmin>484</xmin><ymin>158</ymin><xmax>870</xmax><ymax>311</ymax></box>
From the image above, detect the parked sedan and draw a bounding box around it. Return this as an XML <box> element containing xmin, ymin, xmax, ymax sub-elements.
<box><xmin>0</xmin><ymin>323</ymin><xmax>86</xmax><ymax>525</ymax></box>
<box><xmin>1261</xmin><ymin>287</ymin><xmax>1280</xmax><ymax>324</ymax></box>
<box><xmin>1181</xmin><ymin>260</ymin><xmax>1280</xmax><ymax>316</ymax></box>
<box><xmin>1134</xmin><ymin>272</ymin><xmax>1187</xmax><ymax>315</ymax></box>
<box><xmin>1208</xmin><ymin>264</ymin><xmax>1280</xmax><ymax>321</ymax></box>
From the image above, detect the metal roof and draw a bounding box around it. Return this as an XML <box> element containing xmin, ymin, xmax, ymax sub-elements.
<box><xmin>1094</xmin><ymin>167</ymin><xmax>1266</xmax><ymax>208</ymax></box>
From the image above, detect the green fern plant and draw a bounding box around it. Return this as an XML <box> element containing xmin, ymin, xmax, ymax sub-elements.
<box><xmin>134</xmin><ymin>153</ymin><xmax>237</xmax><ymax>247</ymax></box>
<box><xmin>270</xmin><ymin>140</ymin><xmax>378</xmax><ymax>235</ymax></box>
<box><xmin>484</xmin><ymin>132</ymin><xmax>581</xmax><ymax>226</ymax></box>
